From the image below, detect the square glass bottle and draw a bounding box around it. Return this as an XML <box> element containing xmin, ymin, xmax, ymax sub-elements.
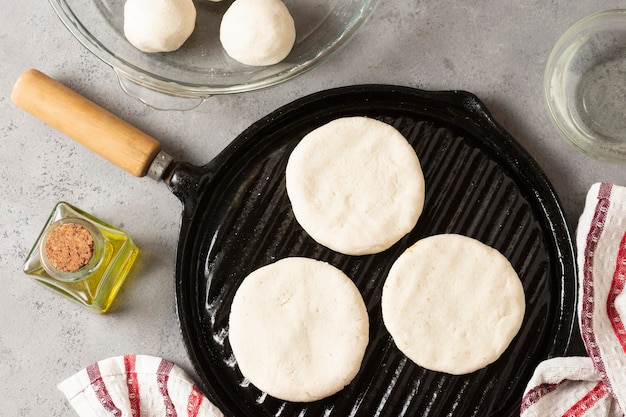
<box><xmin>23</xmin><ymin>202</ymin><xmax>139</xmax><ymax>313</ymax></box>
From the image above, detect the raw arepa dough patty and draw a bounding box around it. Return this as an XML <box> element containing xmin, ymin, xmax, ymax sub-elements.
<box><xmin>228</xmin><ymin>257</ymin><xmax>369</xmax><ymax>402</ymax></box>
<box><xmin>381</xmin><ymin>234</ymin><xmax>526</xmax><ymax>375</ymax></box>
<box><xmin>285</xmin><ymin>116</ymin><xmax>425</xmax><ymax>256</ymax></box>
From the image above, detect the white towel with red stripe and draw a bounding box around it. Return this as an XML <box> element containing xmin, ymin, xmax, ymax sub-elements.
<box><xmin>521</xmin><ymin>183</ymin><xmax>626</xmax><ymax>417</ymax></box>
<box><xmin>58</xmin><ymin>354</ymin><xmax>224</xmax><ymax>417</ymax></box>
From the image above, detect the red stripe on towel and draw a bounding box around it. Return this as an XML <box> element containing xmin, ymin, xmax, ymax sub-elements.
<box><xmin>520</xmin><ymin>382</ymin><xmax>561</xmax><ymax>414</ymax></box>
<box><xmin>607</xmin><ymin>230</ymin><xmax>626</xmax><ymax>353</ymax></box>
<box><xmin>562</xmin><ymin>381</ymin><xmax>609</xmax><ymax>417</ymax></box>
<box><xmin>187</xmin><ymin>384</ymin><xmax>204</xmax><ymax>417</ymax></box>
<box><xmin>124</xmin><ymin>354</ymin><xmax>140</xmax><ymax>416</ymax></box>
<box><xmin>157</xmin><ymin>359</ymin><xmax>177</xmax><ymax>417</ymax></box>
<box><xmin>86</xmin><ymin>362</ymin><xmax>122</xmax><ymax>417</ymax></box>
<box><xmin>580</xmin><ymin>183</ymin><xmax>612</xmax><ymax>383</ymax></box>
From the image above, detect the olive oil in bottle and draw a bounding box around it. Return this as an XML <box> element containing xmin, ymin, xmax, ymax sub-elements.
<box><xmin>23</xmin><ymin>202</ymin><xmax>138</xmax><ymax>313</ymax></box>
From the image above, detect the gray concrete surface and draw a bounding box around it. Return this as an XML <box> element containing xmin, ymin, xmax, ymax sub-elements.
<box><xmin>2</xmin><ymin>1</ymin><xmax>625</xmax><ymax>416</ymax></box>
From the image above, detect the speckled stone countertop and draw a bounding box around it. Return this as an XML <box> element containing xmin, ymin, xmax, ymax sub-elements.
<box><xmin>2</xmin><ymin>1</ymin><xmax>626</xmax><ymax>416</ymax></box>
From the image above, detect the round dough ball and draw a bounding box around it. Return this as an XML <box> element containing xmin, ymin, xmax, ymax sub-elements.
<box><xmin>124</xmin><ymin>0</ymin><xmax>196</xmax><ymax>53</ymax></box>
<box><xmin>286</xmin><ymin>116</ymin><xmax>425</xmax><ymax>256</ymax></box>
<box><xmin>381</xmin><ymin>234</ymin><xmax>526</xmax><ymax>375</ymax></box>
<box><xmin>228</xmin><ymin>257</ymin><xmax>369</xmax><ymax>402</ymax></box>
<box><xmin>220</xmin><ymin>0</ymin><xmax>296</xmax><ymax>66</ymax></box>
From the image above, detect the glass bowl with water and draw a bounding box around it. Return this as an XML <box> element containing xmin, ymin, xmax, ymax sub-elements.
<box><xmin>545</xmin><ymin>9</ymin><xmax>626</xmax><ymax>162</ymax></box>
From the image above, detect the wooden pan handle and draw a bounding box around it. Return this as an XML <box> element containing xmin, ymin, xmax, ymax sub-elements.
<box><xmin>11</xmin><ymin>69</ymin><xmax>161</xmax><ymax>177</ymax></box>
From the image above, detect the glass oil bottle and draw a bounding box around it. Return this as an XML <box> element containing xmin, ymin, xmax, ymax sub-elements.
<box><xmin>23</xmin><ymin>202</ymin><xmax>139</xmax><ymax>313</ymax></box>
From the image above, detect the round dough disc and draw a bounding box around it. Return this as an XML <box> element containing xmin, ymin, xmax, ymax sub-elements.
<box><xmin>286</xmin><ymin>116</ymin><xmax>425</xmax><ymax>256</ymax></box>
<box><xmin>381</xmin><ymin>234</ymin><xmax>526</xmax><ymax>375</ymax></box>
<box><xmin>228</xmin><ymin>257</ymin><xmax>369</xmax><ymax>402</ymax></box>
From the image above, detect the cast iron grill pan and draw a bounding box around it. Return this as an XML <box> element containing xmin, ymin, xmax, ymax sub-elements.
<box><xmin>12</xmin><ymin>72</ymin><xmax>578</xmax><ymax>417</ymax></box>
<box><xmin>171</xmin><ymin>86</ymin><xmax>578</xmax><ymax>417</ymax></box>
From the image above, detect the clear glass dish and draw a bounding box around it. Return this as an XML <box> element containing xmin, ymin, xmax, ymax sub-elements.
<box><xmin>49</xmin><ymin>0</ymin><xmax>379</xmax><ymax>109</ymax></box>
<box><xmin>544</xmin><ymin>9</ymin><xmax>626</xmax><ymax>163</ymax></box>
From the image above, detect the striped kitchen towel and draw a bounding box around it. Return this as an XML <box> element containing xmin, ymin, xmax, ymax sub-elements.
<box><xmin>520</xmin><ymin>356</ymin><xmax>621</xmax><ymax>416</ymax></box>
<box><xmin>58</xmin><ymin>354</ymin><xmax>224</xmax><ymax>417</ymax></box>
<box><xmin>521</xmin><ymin>183</ymin><xmax>626</xmax><ymax>417</ymax></box>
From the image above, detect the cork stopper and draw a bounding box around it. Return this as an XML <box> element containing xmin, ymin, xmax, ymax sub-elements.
<box><xmin>44</xmin><ymin>222</ymin><xmax>95</xmax><ymax>272</ymax></box>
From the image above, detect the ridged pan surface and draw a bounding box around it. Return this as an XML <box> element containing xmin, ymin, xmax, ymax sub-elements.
<box><xmin>173</xmin><ymin>85</ymin><xmax>578</xmax><ymax>417</ymax></box>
